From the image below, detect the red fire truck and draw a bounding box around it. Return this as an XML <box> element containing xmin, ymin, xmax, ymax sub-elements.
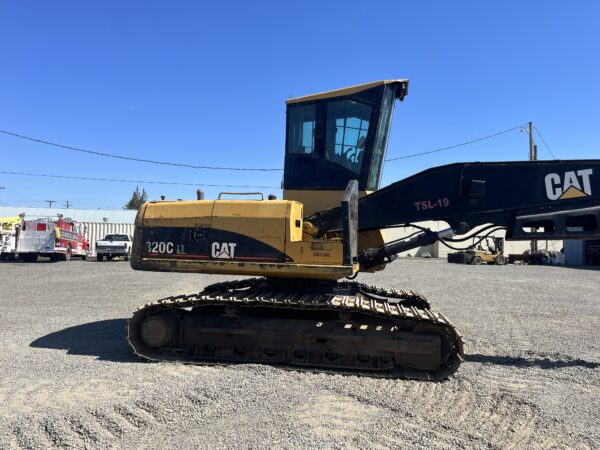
<box><xmin>16</xmin><ymin>214</ymin><xmax>89</xmax><ymax>262</ymax></box>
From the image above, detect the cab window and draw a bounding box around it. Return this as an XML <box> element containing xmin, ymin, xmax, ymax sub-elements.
<box><xmin>368</xmin><ymin>86</ymin><xmax>395</xmax><ymax>189</ymax></box>
<box><xmin>325</xmin><ymin>100</ymin><xmax>372</xmax><ymax>174</ymax></box>
<box><xmin>286</xmin><ymin>104</ymin><xmax>316</xmax><ymax>154</ymax></box>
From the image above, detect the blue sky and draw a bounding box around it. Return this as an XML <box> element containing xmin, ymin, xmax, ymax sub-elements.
<box><xmin>0</xmin><ymin>1</ymin><xmax>598</xmax><ymax>209</ymax></box>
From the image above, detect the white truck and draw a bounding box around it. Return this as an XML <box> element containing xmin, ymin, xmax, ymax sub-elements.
<box><xmin>96</xmin><ymin>234</ymin><xmax>132</xmax><ymax>261</ymax></box>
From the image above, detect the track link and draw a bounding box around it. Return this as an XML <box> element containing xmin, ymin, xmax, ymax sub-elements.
<box><xmin>128</xmin><ymin>278</ymin><xmax>464</xmax><ymax>381</ymax></box>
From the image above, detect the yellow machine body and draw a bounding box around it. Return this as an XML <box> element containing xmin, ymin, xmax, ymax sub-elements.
<box><xmin>131</xmin><ymin>199</ymin><xmax>357</xmax><ymax>280</ymax></box>
<box><xmin>283</xmin><ymin>188</ymin><xmax>387</xmax><ymax>261</ymax></box>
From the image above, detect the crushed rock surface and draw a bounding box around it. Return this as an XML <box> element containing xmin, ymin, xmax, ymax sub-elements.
<box><xmin>0</xmin><ymin>258</ymin><xmax>599</xmax><ymax>449</ymax></box>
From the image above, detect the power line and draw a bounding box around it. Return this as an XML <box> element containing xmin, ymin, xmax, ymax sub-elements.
<box><xmin>0</xmin><ymin>199</ymin><xmax>108</xmax><ymax>208</ymax></box>
<box><xmin>0</xmin><ymin>129</ymin><xmax>283</xmax><ymax>172</ymax></box>
<box><xmin>533</xmin><ymin>125</ymin><xmax>557</xmax><ymax>159</ymax></box>
<box><xmin>0</xmin><ymin>170</ymin><xmax>280</xmax><ymax>189</ymax></box>
<box><xmin>67</xmin><ymin>200</ymin><xmax>107</xmax><ymax>207</ymax></box>
<box><xmin>2</xmin><ymin>124</ymin><xmax>528</xmax><ymax>173</ymax></box>
<box><xmin>385</xmin><ymin>126</ymin><xmax>523</xmax><ymax>162</ymax></box>
<box><xmin>0</xmin><ymin>199</ymin><xmax>59</xmax><ymax>204</ymax></box>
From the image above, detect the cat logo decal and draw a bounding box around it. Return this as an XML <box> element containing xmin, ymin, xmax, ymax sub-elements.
<box><xmin>211</xmin><ymin>242</ymin><xmax>237</xmax><ymax>259</ymax></box>
<box><xmin>544</xmin><ymin>169</ymin><xmax>593</xmax><ymax>200</ymax></box>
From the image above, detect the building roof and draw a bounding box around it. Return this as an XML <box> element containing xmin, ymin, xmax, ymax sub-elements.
<box><xmin>285</xmin><ymin>79</ymin><xmax>409</xmax><ymax>104</ymax></box>
<box><xmin>0</xmin><ymin>206</ymin><xmax>137</xmax><ymax>224</ymax></box>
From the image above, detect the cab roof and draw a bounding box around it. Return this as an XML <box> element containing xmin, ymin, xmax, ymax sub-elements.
<box><xmin>285</xmin><ymin>79</ymin><xmax>409</xmax><ymax>104</ymax></box>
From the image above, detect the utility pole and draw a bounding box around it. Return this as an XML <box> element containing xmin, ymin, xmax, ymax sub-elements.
<box><xmin>64</xmin><ymin>201</ymin><xmax>71</xmax><ymax>209</ymax></box>
<box><xmin>527</xmin><ymin>121</ymin><xmax>538</xmax><ymax>253</ymax></box>
<box><xmin>528</xmin><ymin>122</ymin><xmax>534</xmax><ymax>160</ymax></box>
<box><xmin>46</xmin><ymin>200</ymin><xmax>56</xmax><ymax>208</ymax></box>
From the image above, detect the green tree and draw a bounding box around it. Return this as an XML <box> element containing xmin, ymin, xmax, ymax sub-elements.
<box><xmin>123</xmin><ymin>185</ymin><xmax>148</xmax><ymax>210</ymax></box>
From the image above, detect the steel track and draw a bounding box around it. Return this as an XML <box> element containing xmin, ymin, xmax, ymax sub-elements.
<box><xmin>128</xmin><ymin>278</ymin><xmax>464</xmax><ymax>381</ymax></box>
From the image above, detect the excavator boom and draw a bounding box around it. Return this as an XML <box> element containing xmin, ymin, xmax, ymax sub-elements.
<box><xmin>306</xmin><ymin>160</ymin><xmax>600</xmax><ymax>270</ymax></box>
<box><xmin>311</xmin><ymin>160</ymin><xmax>600</xmax><ymax>240</ymax></box>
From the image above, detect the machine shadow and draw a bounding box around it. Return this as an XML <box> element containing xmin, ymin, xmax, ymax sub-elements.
<box><xmin>466</xmin><ymin>353</ymin><xmax>600</xmax><ymax>369</ymax></box>
<box><xmin>30</xmin><ymin>319</ymin><xmax>139</xmax><ymax>363</ymax></box>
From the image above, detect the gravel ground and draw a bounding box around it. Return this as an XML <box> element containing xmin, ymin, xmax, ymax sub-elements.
<box><xmin>0</xmin><ymin>258</ymin><xmax>599</xmax><ymax>449</ymax></box>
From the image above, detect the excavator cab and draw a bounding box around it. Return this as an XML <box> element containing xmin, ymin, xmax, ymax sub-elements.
<box><xmin>283</xmin><ymin>80</ymin><xmax>408</xmax><ymax>214</ymax></box>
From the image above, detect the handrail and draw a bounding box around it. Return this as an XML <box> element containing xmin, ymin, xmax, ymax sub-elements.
<box><xmin>217</xmin><ymin>192</ymin><xmax>264</xmax><ymax>200</ymax></box>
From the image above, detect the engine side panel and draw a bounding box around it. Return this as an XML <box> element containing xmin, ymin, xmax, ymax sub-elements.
<box><xmin>131</xmin><ymin>199</ymin><xmax>355</xmax><ymax>279</ymax></box>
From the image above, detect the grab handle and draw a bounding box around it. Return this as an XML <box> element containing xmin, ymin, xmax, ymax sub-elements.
<box><xmin>217</xmin><ymin>192</ymin><xmax>264</xmax><ymax>200</ymax></box>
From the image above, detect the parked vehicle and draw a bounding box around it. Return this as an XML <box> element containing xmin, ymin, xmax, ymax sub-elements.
<box><xmin>0</xmin><ymin>216</ymin><xmax>21</xmax><ymax>261</ymax></box>
<box><xmin>447</xmin><ymin>237</ymin><xmax>507</xmax><ymax>265</ymax></box>
<box><xmin>96</xmin><ymin>234</ymin><xmax>132</xmax><ymax>261</ymax></box>
<box><xmin>16</xmin><ymin>214</ymin><xmax>89</xmax><ymax>262</ymax></box>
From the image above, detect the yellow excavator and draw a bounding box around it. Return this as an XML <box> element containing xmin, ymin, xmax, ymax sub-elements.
<box><xmin>128</xmin><ymin>80</ymin><xmax>600</xmax><ymax>380</ymax></box>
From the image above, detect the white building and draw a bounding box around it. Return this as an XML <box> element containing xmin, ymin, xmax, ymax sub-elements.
<box><xmin>563</xmin><ymin>239</ymin><xmax>600</xmax><ymax>266</ymax></box>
